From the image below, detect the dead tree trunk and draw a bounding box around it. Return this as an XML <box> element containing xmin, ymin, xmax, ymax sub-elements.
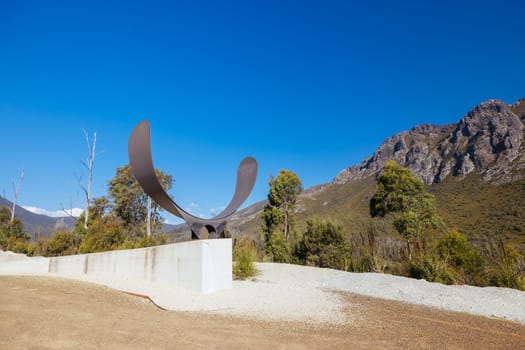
<box><xmin>11</xmin><ymin>169</ymin><xmax>24</xmax><ymax>223</ymax></box>
<box><xmin>80</xmin><ymin>130</ymin><xmax>96</xmax><ymax>230</ymax></box>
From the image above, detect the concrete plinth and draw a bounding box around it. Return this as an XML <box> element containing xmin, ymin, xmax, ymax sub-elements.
<box><xmin>0</xmin><ymin>239</ymin><xmax>232</xmax><ymax>294</ymax></box>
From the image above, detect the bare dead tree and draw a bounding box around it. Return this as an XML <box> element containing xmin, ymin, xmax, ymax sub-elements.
<box><xmin>79</xmin><ymin>130</ymin><xmax>96</xmax><ymax>230</ymax></box>
<box><xmin>11</xmin><ymin>169</ymin><xmax>24</xmax><ymax>223</ymax></box>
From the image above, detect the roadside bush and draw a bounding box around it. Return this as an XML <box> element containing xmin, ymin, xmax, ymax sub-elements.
<box><xmin>295</xmin><ymin>217</ymin><xmax>350</xmax><ymax>271</ymax></box>
<box><xmin>347</xmin><ymin>228</ymin><xmax>394</xmax><ymax>273</ymax></box>
<box><xmin>265</xmin><ymin>232</ymin><xmax>292</xmax><ymax>263</ymax></box>
<box><xmin>489</xmin><ymin>243</ymin><xmax>525</xmax><ymax>291</ymax></box>
<box><xmin>79</xmin><ymin>218</ymin><xmax>123</xmax><ymax>253</ymax></box>
<box><xmin>31</xmin><ymin>235</ymin><xmax>48</xmax><ymax>256</ymax></box>
<box><xmin>11</xmin><ymin>240</ymin><xmax>34</xmax><ymax>255</ymax></box>
<box><xmin>434</xmin><ymin>229</ymin><xmax>486</xmax><ymax>285</ymax></box>
<box><xmin>45</xmin><ymin>230</ymin><xmax>80</xmax><ymax>257</ymax></box>
<box><xmin>348</xmin><ymin>249</ymin><xmax>388</xmax><ymax>273</ymax></box>
<box><xmin>233</xmin><ymin>238</ymin><xmax>258</xmax><ymax>280</ymax></box>
<box><xmin>117</xmin><ymin>233</ymin><xmax>170</xmax><ymax>250</ymax></box>
<box><xmin>407</xmin><ymin>254</ymin><xmax>455</xmax><ymax>284</ymax></box>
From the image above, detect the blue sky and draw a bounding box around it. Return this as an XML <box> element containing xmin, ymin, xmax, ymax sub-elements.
<box><xmin>1</xmin><ymin>0</ymin><xmax>524</xmax><ymax>224</ymax></box>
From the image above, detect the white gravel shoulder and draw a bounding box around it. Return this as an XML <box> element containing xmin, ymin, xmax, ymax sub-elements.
<box><xmin>48</xmin><ymin>262</ymin><xmax>525</xmax><ymax>325</ymax></box>
<box><xmin>2</xmin><ymin>254</ymin><xmax>524</xmax><ymax>325</ymax></box>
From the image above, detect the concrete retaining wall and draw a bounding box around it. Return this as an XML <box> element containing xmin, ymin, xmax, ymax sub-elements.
<box><xmin>0</xmin><ymin>239</ymin><xmax>232</xmax><ymax>294</ymax></box>
<box><xmin>0</xmin><ymin>251</ymin><xmax>49</xmax><ymax>274</ymax></box>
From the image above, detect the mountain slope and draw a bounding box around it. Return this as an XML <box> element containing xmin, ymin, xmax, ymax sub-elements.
<box><xmin>229</xmin><ymin>97</ymin><xmax>525</xmax><ymax>249</ymax></box>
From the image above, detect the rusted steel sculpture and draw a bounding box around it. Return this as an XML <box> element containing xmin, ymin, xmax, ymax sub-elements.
<box><xmin>128</xmin><ymin>121</ymin><xmax>258</xmax><ymax>239</ymax></box>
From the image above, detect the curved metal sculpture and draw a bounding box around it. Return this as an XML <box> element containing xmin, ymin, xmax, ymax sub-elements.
<box><xmin>128</xmin><ymin>121</ymin><xmax>258</xmax><ymax>240</ymax></box>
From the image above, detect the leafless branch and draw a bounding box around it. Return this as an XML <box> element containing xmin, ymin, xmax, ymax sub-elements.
<box><xmin>60</xmin><ymin>197</ymin><xmax>77</xmax><ymax>219</ymax></box>
<box><xmin>11</xmin><ymin>169</ymin><xmax>24</xmax><ymax>223</ymax></box>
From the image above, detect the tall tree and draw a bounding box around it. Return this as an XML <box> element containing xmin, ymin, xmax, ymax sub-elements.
<box><xmin>108</xmin><ymin>164</ymin><xmax>173</xmax><ymax>233</ymax></box>
<box><xmin>370</xmin><ymin>160</ymin><xmax>441</xmax><ymax>259</ymax></box>
<box><xmin>369</xmin><ymin>160</ymin><xmax>424</xmax><ymax>217</ymax></box>
<box><xmin>79</xmin><ymin>130</ymin><xmax>96</xmax><ymax>229</ymax></box>
<box><xmin>266</xmin><ymin>169</ymin><xmax>303</xmax><ymax>241</ymax></box>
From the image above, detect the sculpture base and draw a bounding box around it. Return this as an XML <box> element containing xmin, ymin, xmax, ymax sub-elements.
<box><xmin>0</xmin><ymin>239</ymin><xmax>232</xmax><ymax>294</ymax></box>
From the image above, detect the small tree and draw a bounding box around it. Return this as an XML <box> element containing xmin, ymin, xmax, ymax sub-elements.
<box><xmin>295</xmin><ymin>217</ymin><xmax>350</xmax><ymax>271</ymax></box>
<box><xmin>108</xmin><ymin>164</ymin><xmax>173</xmax><ymax>234</ymax></box>
<box><xmin>266</xmin><ymin>170</ymin><xmax>303</xmax><ymax>241</ymax></box>
<box><xmin>370</xmin><ymin>161</ymin><xmax>441</xmax><ymax>259</ymax></box>
<box><xmin>261</xmin><ymin>169</ymin><xmax>302</xmax><ymax>262</ymax></box>
<box><xmin>370</xmin><ymin>160</ymin><xmax>423</xmax><ymax>218</ymax></box>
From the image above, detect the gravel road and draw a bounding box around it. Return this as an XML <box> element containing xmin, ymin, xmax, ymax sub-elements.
<box><xmin>38</xmin><ymin>262</ymin><xmax>525</xmax><ymax>325</ymax></box>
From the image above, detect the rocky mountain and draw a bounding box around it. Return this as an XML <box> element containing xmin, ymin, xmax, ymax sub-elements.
<box><xmin>229</xmin><ymin>97</ymin><xmax>525</xmax><ymax>248</ymax></box>
<box><xmin>334</xmin><ymin>99</ymin><xmax>525</xmax><ymax>185</ymax></box>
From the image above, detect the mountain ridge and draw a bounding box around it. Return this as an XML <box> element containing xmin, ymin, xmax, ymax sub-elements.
<box><xmin>227</xmin><ymin>97</ymin><xmax>525</xmax><ymax>249</ymax></box>
<box><xmin>334</xmin><ymin>98</ymin><xmax>525</xmax><ymax>185</ymax></box>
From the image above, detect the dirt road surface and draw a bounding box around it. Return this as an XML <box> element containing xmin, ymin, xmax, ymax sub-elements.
<box><xmin>1</xmin><ymin>276</ymin><xmax>524</xmax><ymax>349</ymax></box>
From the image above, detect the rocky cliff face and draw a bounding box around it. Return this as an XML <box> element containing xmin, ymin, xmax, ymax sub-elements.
<box><xmin>334</xmin><ymin>98</ymin><xmax>525</xmax><ymax>185</ymax></box>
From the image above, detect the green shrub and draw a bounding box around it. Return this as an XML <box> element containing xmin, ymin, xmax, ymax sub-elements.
<box><xmin>12</xmin><ymin>240</ymin><xmax>35</xmax><ymax>255</ymax></box>
<box><xmin>45</xmin><ymin>230</ymin><xmax>80</xmax><ymax>257</ymax></box>
<box><xmin>117</xmin><ymin>233</ymin><xmax>170</xmax><ymax>250</ymax></box>
<box><xmin>489</xmin><ymin>243</ymin><xmax>525</xmax><ymax>291</ymax></box>
<box><xmin>0</xmin><ymin>210</ymin><xmax>30</xmax><ymax>252</ymax></box>
<box><xmin>79</xmin><ymin>218</ymin><xmax>123</xmax><ymax>253</ymax></box>
<box><xmin>233</xmin><ymin>239</ymin><xmax>258</xmax><ymax>280</ymax></box>
<box><xmin>434</xmin><ymin>229</ymin><xmax>486</xmax><ymax>285</ymax></box>
<box><xmin>348</xmin><ymin>253</ymin><xmax>374</xmax><ymax>272</ymax></box>
<box><xmin>117</xmin><ymin>239</ymin><xmax>138</xmax><ymax>250</ymax></box>
<box><xmin>407</xmin><ymin>254</ymin><xmax>455</xmax><ymax>284</ymax></box>
<box><xmin>295</xmin><ymin>217</ymin><xmax>350</xmax><ymax>270</ymax></box>
<box><xmin>349</xmin><ymin>251</ymin><xmax>388</xmax><ymax>273</ymax></box>
<box><xmin>265</xmin><ymin>232</ymin><xmax>292</xmax><ymax>263</ymax></box>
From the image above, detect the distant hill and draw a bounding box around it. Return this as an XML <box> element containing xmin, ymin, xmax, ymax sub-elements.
<box><xmin>228</xmin><ymin>97</ymin><xmax>525</xmax><ymax>250</ymax></box>
<box><xmin>0</xmin><ymin>197</ymin><xmax>76</xmax><ymax>238</ymax></box>
<box><xmin>0</xmin><ymin>196</ymin><xmax>188</xmax><ymax>239</ymax></box>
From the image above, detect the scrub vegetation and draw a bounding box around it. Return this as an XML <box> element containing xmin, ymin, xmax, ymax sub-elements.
<box><xmin>250</xmin><ymin>162</ymin><xmax>525</xmax><ymax>290</ymax></box>
<box><xmin>2</xmin><ymin>161</ymin><xmax>524</xmax><ymax>291</ymax></box>
<box><xmin>0</xmin><ymin>164</ymin><xmax>171</xmax><ymax>257</ymax></box>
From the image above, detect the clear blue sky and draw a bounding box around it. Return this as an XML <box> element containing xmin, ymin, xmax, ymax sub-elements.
<box><xmin>1</xmin><ymin>0</ymin><xmax>523</xmax><ymax>224</ymax></box>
